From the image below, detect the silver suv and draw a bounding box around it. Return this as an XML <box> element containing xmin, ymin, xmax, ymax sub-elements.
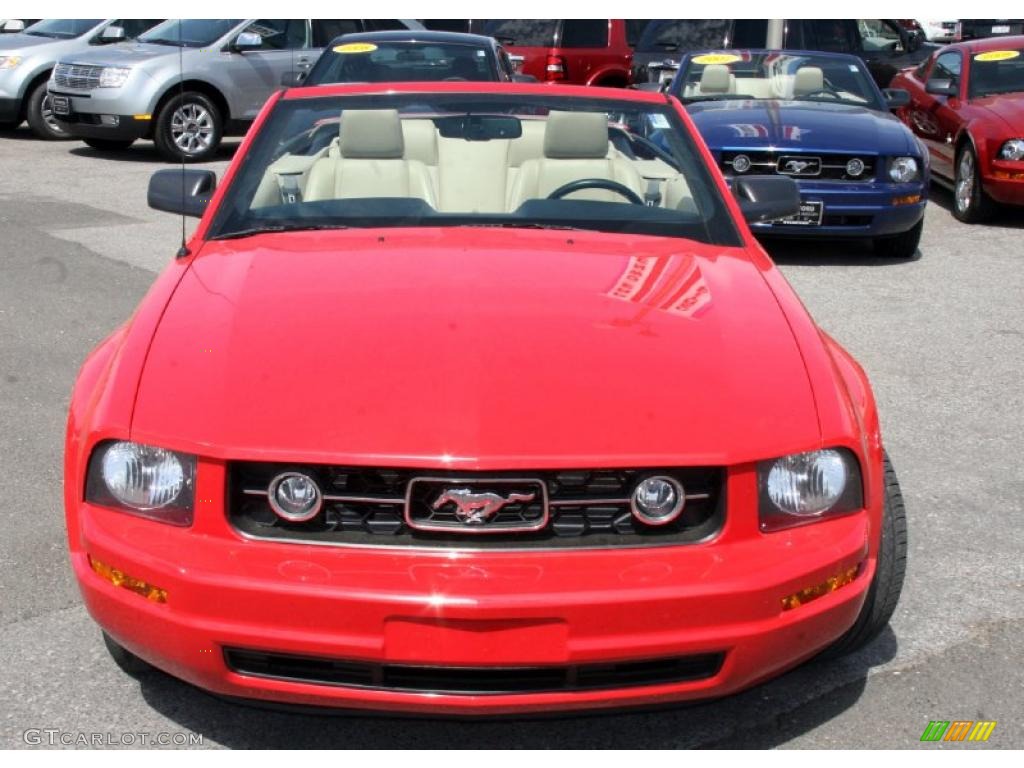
<box><xmin>50</xmin><ymin>19</ymin><xmax>422</xmax><ymax>161</ymax></box>
<box><xmin>0</xmin><ymin>19</ymin><xmax>161</xmax><ymax>138</ymax></box>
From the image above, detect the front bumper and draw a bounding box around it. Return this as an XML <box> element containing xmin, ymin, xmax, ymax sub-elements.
<box><xmin>0</xmin><ymin>95</ymin><xmax>20</xmax><ymax>123</ymax></box>
<box><xmin>71</xmin><ymin>465</ymin><xmax>875</xmax><ymax>716</ymax></box>
<box><xmin>982</xmin><ymin>161</ymin><xmax>1024</xmax><ymax>206</ymax></box>
<box><xmin>48</xmin><ymin>82</ymin><xmax>156</xmax><ymax>141</ymax></box>
<box><xmin>750</xmin><ymin>180</ymin><xmax>927</xmax><ymax>239</ymax></box>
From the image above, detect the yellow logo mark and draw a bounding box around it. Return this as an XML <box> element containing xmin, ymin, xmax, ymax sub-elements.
<box><xmin>975</xmin><ymin>50</ymin><xmax>1020</xmax><ymax>62</ymax></box>
<box><xmin>692</xmin><ymin>53</ymin><xmax>742</xmax><ymax>66</ymax></box>
<box><xmin>968</xmin><ymin>721</ymin><xmax>997</xmax><ymax>742</ymax></box>
<box><xmin>333</xmin><ymin>42</ymin><xmax>377</xmax><ymax>54</ymax></box>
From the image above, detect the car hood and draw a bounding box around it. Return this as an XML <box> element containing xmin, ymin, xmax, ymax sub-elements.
<box><xmin>0</xmin><ymin>33</ymin><xmax>70</xmax><ymax>55</ymax></box>
<box><xmin>58</xmin><ymin>41</ymin><xmax>180</xmax><ymax>67</ymax></box>
<box><xmin>130</xmin><ymin>229</ymin><xmax>820</xmax><ymax>468</ymax></box>
<box><xmin>972</xmin><ymin>93</ymin><xmax>1024</xmax><ymax>133</ymax></box>
<box><xmin>688</xmin><ymin>100</ymin><xmax>913</xmax><ymax>155</ymax></box>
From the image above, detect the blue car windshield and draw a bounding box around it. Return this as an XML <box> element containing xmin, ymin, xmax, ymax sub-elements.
<box><xmin>675</xmin><ymin>52</ymin><xmax>884</xmax><ymax>110</ymax></box>
<box><xmin>307</xmin><ymin>42</ymin><xmax>498</xmax><ymax>85</ymax></box>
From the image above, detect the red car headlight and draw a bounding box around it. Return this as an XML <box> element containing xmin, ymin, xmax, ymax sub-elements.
<box><xmin>999</xmin><ymin>139</ymin><xmax>1024</xmax><ymax>161</ymax></box>
<box><xmin>85</xmin><ymin>441</ymin><xmax>196</xmax><ymax>526</ymax></box>
<box><xmin>758</xmin><ymin>448</ymin><xmax>863</xmax><ymax>532</ymax></box>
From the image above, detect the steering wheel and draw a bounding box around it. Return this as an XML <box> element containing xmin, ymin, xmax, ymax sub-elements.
<box><xmin>546</xmin><ymin>179</ymin><xmax>644</xmax><ymax>205</ymax></box>
<box><xmin>801</xmin><ymin>89</ymin><xmax>841</xmax><ymax>100</ymax></box>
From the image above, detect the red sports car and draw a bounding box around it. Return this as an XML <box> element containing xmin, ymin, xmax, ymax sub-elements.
<box><xmin>890</xmin><ymin>36</ymin><xmax>1024</xmax><ymax>221</ymax></box>
<box><xmin>65</xmin><ymin>82</ymin><xmax>907</xmax><ymax>716</ymax></box>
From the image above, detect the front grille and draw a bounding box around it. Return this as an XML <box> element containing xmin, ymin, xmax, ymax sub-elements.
<box><xmin>229</xmin><ymin>464</ymin><xmax>724</xmax><ymax>549</ymax></box>
<box><xmin>53</xmin><ymin>63</ymin><xmax>103</xmax><ymax>90</ymax></box>
<box><xmin>722</xmin><ymin>151</ymin><xmax>878</xmax><ymax>182</ymax></box>
<box><xmin>224</xmin><ymin>648</ymin><xmax>725</xmax><ymax>695</ymax></box>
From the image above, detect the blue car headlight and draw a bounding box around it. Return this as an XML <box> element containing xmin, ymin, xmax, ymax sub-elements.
<box><xmin>888</xmin><ymin>157</ymin><xmax>920</xmax><ymax>183</ymax></box>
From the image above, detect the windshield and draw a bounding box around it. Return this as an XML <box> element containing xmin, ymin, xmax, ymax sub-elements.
<box><xmin>208</xmin><ymin>91</ymin><xmax>739</xmax><ymax>246</ymax></box>
<box><xmin>307</xmin><ymin>41</ymin><xmax>498</xmax><ymax>85</ymax></box>
<box><xmin>24</xmin><ymin>19</ymin><xmax>102</xmax><ymax>39</ymax></box>
<box><xmin>674</xmin><ymin>52</ymin><xmax>883</xmax><ymax>109</ymax></box>
<box><xmin>969</xmin><ymin>48</ymin><xmax>1024</xmax><ymax>98</ymax></box>
<box><xmin>139</xmin><ymin>19</ymin><xmax>242</xmax><ymax>48</ymax></box>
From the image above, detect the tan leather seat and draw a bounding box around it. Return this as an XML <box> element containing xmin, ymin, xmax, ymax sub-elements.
<box><xmin>305</xmin><ymin>109</ymin><xmax>437</xmax><ymax>206</ymax></box>
<box><xmin>700</xmin><ymin>64</ymin><xmax>732</xmax><ymax>94</ymax></box>
<box><xmin>506</xmin><ymin>111</ymin><xmax>644</xmax><ymax>210</ymax></box>
<box><xmin>793</xmin><ymin>67</ymin><xmax>824</xmax><ymax>97</ymax></box>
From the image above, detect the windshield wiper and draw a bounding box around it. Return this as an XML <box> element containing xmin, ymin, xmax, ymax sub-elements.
<box><xmin>212</xmin><ymin>223</ymin><xmax>348</xmax><ymax>241</ymax></box>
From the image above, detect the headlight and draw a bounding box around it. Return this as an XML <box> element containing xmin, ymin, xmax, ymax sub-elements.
<box><xmin>999</xmin><ymin>139</ymin><xmax>1024</xmax><ymax>161</ymax></box>
<box><xmin>888</xmin><ymin>156</ymin><xmax>920</xmax><ymax>183</ymax></box>
<box><xmin>98</xmin><ymin>66</ymin><xmax>131</xmax><ymax>88</ymax></box>
<box><xmin>758</xmin><ymin>448</ymin><xmax>863</xmax><ymax>531</ymax></box>
<box><xmin>0</xmin><ymin>55</ymin><xmax>22</xmax><ymax>70</ymax></box>
<box><xmin>85</xmin><ymin>441</ymin><xmax>195</xmax><ymax>525</ymax></box>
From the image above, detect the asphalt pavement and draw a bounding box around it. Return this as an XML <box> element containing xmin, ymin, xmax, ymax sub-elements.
<box><xmin>0</xmin><ymin>128</ymin><xmax>1021</xmax><ymax>749</ymax></box>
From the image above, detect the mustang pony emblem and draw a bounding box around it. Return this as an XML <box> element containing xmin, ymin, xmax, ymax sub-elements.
<box><xmin>432</xmin><ymin>488</ymin><xmax>537</xmax><ymax>525</ymax></box>
<box><xmin>778</xmin><ymin>156</ymin><xmax>821</xmax><ymax>176</ymax></box>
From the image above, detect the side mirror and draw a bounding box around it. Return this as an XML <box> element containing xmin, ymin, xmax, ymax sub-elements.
<box><xmin>925</xmin><ymin>78</ymin><xmax>957</xmax><ymax>97</ymax></box>
<box><xmin>3</xmin><ymin>19</ymin><xmax>25</xmax><ymax>33</ymax></box>
<box><xmin>732</xmin><ymin>175</ymin><xmax>801</xmax><ymax>224</ymax></box>
<box><xmin>233</xmin><ymin>32</ymin><xmax>262</xmax><ymax>52</ymax></box>
<box><xmin>883</xmin><ymin>88</ymin><xmax>911</xmax><ymax>109</ymax></box>
<box><xmin>148</xmin><ymin>169</ymin><xmax>216</xmax><ymax>218</ymax></box>
<box><xmin>280</xmin><ymin>70</ymin><xmax>307</xmax><ymax>87</ymax></box>
<box><xmin>907</xmin><ymin>30</ymin><xmax>923</xmax><ymax>53</ymax></box>
<box><xmin>100</xmin><ymin>25</ymin><xmax>125</xmax><ymax>43</ymax></box>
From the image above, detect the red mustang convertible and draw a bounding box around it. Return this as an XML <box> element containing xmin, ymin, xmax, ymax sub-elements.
<box><xmin>891</xmin><ymin>36</ymin><xmax>1024</xmax><ymax>221</ymax></box>
<box><xmin>65</xmin><ymin>82</ymin><xmax>906</xmax><ymax>716</ymax></box>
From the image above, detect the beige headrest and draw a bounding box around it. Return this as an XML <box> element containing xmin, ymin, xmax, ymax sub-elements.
<box><xmin>793</xmin><ymin>67</ymin><xmax>824</xmax><ymax>97</ymax></box>
<box><xmin>339</xmin><ymin>109</ymin><xmax>404</xmax><ymax>159</ymax></box>
<box><xmin>543</xmin><ymin>111</ymin><xmax>609</xmax><ymax>159</ymax></box>
<box><xmin>700</xmin><ymin>64</ymin><xmax>731</xmax><ymax>94</ymax></box>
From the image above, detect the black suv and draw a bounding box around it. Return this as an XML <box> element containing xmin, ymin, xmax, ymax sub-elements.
<box><xmin>633</xmin><ymin>19</ymin><xmax>935</xmax><ymax>88</ymax></box>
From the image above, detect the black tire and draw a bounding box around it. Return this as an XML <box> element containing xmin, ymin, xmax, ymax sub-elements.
<box><xmin>102</xmin><ymin>632</ymin><xmax>154</xmax><ymax>677</ymax></box>
<box><xmin>952</xmin><ymin>143</ymin><xmax>996</xmax><ymax>223</ymax></box>
<box><xmin>821</xmin><ymin>453</ymin><xmax>908</xmax><ymax>659</ymax></box>
<box><xmin>82</xmin><ymin>137</ymin><xmax>135</xmax><ymax>152</ymax></box>
<box><xmin>873</xmin><ymin>218</ymin><xmax>923</xmax><ymax>259</ymax></box>
<box><xmin>26</xmin><ymin>80</ymin><xmax>72</xmax><ymax>140</ymax></box>
<box><xmin>153</xmin><ymin>91</ymin><xmax>223</xmax><ymax>163</ymax></box>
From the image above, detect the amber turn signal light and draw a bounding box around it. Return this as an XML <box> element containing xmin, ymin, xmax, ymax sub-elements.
<box><xmin>781</xmin><ymin>564</ymin><xmax>860</xmax><ymax>611</ymax></box>
<box><xmin>89</xmin><ymin>556</ymin><xmax>167</xmax><ymax>603</ymax></box>
<box><xmin>891</xmin><ymin>194</ymin><xmax>922</xmax><ymax>206</ymax></box>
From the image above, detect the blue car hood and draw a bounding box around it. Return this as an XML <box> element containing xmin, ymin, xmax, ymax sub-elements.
<box><xmin>687</xmin><ymin>100</ymin><xmax>913</xmax><ymax>155</ymax></box>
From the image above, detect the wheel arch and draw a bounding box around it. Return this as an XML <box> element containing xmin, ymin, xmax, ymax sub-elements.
<box><xmin>19</xmin><ymin>67</ymin><xmax>54</xmax><ymax>119</ymax></box>
<box><xmin>153</xmin><ymin>79</ymin><xmax>231</xmax><ymax>124</ymax></box>
<box><xmin>587</xmin><ymin>66</ymin><xmax>630</xmax><ymax>88</ymax></box>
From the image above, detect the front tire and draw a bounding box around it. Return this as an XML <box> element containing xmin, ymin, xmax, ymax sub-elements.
<box><xmin>153</xmin><ymin>91</ymin><xmax>222</xmax><ymax>163</ymax></box>
<box><xmin>821</xmin><ymin>453</ymin><xmax>908</xmax><ymax>659</ymax></box>
<box><xmin>953</xmin><ymin>143</ymin><xmax>995</xmax><ymax>223</ymax></box>
<box><xmin>873</xmin><ymin>218</ymin><xmax>923</xmax><ymax>259</ymax></box>
<box><xmin>26</xmin><ymin>81</ymin><xmax>71</xmax><ymax>140</ymax></box>
<box><xmin>102</xmin><ymin>632</ymin><xmax>154</xmax><ymax>677</ymax></box>
<box><xmin>82</xmin><ymin>137</ymin><xmax>135</xmax><ymax>152</ymax></box>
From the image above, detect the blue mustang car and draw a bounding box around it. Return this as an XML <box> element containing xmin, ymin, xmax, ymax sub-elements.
<box><xmin>665</xmin><ymin>50</ymin><xmax>928</xmax><ymax>258</ymax></box>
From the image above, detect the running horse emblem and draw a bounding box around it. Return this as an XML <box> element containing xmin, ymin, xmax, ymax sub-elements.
<box><xmin>432</xmin><ymin>488</ymin><xmax>537</xmax><ymax>525</ymax></box>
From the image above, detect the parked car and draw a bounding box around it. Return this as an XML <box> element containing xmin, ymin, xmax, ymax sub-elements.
<box><xmin>482</xmin><ymin>19</ymin><xmax>646</xmax><ymax>86</ymax></box>
<box><xmin>666</xmin><ymin>50</ymin><xmax>928</xmax><ymax>258</ymax></box>
<box><xmin>633</xmin><ymin>19</ymin><xmax>935</xmax><ymax>88</ymax></box>
<box><xmin>300</xmin><ymin>30</ymin><xmax>522</xmax><ymax>86</ymax></box>
<box><xmin>0</xmin><ymin>19</ymin><xmax>162</xmax><ymax>138</ymax></box>
<box><xmin>49</xmin><ymin>19</ymin><xmax>422</xmax><ymax>161</ymax></box>
<box><xmin>955</xmin><ymin>19</ymin><xmax>1024</xmax><ymax>41</ymax></box>
<box><xmin>67</xmin><ymin>80</ymin><xmax>906</xmax><ymax>716</ymax></box>
<box><xmin>919</xmin><ymin>19</ymin><xmax>957</xmax><ymax>43</ymax></box>
<box><xmin>890</xmin><ymin>36</ymin><xmax>1024</xmax><ymax>221</ymax></box>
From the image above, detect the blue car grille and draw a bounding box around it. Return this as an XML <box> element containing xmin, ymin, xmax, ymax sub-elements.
<box><xmin>721</xmin><ymin>151</ymin><xmax>878</xmax><ymax>182</ymax></box>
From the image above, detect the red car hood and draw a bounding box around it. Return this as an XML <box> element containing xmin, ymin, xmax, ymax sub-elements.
<box><xmin>973</xmin><ymin>92</ymin><xmax>1024</xmax><ymax>133</ymax></box>
<box><xmin>130</xmin><ymin>228</ymin><xmax>819</xmax><ymax>468</ymax></box>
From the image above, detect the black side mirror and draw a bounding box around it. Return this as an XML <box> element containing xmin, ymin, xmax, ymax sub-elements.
<box><xmin>280</xmin><ymin>71</ymin><xmax>307</xmax><ymax>87</ymax></box>
<box><xmin>732</xmin><ymin>175</ymin><xmax>801</xmax><ymax>224</ymax></box>
<box><xmin>883</xmin><ymin>88</ymin><xmax>911</xmax><ymax>109</ymax></box>
<box><xmin>148</xmin><ymin>169</ymin><xmax>216</xmax><ymax>218</ymax></box>
<box><xmin>925</xmin><ymin>78</ymin><xmax>957</xmax><ymax>97</ymax></box>
<box><xmin>907</xmin><ymin>30</ymin><xmax>923</xmax><ymax>53</ymax></box>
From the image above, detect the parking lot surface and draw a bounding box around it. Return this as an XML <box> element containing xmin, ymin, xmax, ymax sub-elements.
<box><xmin>1</xmin><ymin>128</ymin><xmax>1021</xmax><ymax>749</ymax></box>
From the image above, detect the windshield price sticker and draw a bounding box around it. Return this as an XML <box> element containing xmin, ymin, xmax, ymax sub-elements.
<box><xmin>692</xmin><ymin>53</ymin><xmax>742</xmax><ymax>66</ymax></box>
<box><xmin>974</xmin><ymin>50</ymin><xmax>1020</xmax><ymax>62</ymax></box>
<box><xmin>334</xmin><ymin>43</ymin><xmax>378</xmax><ymax>54</ymax></box>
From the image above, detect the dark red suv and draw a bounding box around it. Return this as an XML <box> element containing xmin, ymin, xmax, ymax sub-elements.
<box><xmin>483</xmin><ymin>19</ymin><xmax>648</xmax><ymax>86</ymax></box>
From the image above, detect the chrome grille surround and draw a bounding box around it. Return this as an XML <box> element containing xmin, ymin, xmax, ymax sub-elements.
<box><xmin>53</xmin><ymin>63</ymin><xmax>104</xmax><ymax>90</ymax></box>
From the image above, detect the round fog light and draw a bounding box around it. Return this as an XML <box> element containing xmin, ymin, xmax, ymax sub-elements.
<box><xmin>631</xmin><ymin>476</ymin><xmax>685</xmax><ymax>526</ymax></box>
<box><xmin>268</xmin><ymin>472</ymin><xmax>322</xmax><ymax>522</ymax></box>
<box><xmin>846</xmin><ymin>157</ymin><xmax>865</xmax><ymax>177</ymax></box>
<box><xmin>732</xmin><ymin>154</ymin><xmax>751</xmax><ymax>173</ymax></box>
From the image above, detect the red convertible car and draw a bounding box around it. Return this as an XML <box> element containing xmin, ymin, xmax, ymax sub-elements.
<box><xmin>65</xmin><ymin>82</ymin><xmax>906</xmax><ymax>715</ymax></box>
<box><xmin>891</xmin><ymin>36</ymin><xmax>1024</xmax><ymax>221</ymax></box>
